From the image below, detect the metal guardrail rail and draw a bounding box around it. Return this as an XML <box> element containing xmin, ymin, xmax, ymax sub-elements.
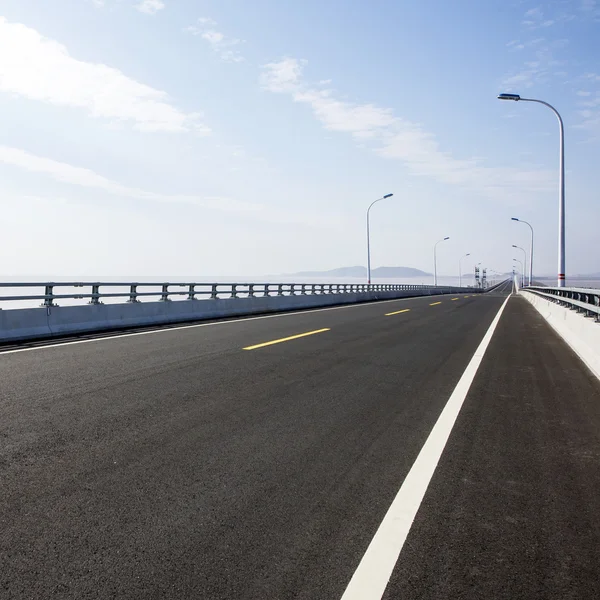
<box><xmin>0</xmin><ymin>281</ymin><xmax>481</xmax><ymax>309</ymax></box>
<box><xmin>526</xmin><ymin>286</ymin><xmax>600</xmax><ymax>320</ymax></box>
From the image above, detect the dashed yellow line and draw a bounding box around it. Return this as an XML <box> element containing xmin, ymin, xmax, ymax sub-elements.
<box><xmin>463</xmin><ymin>295</ymin><xmax>470</xmax><ymax>298</ymax></box>
<box><xmin>243</xmin><ymin>328</ymin><xmax>330</xmax><ymax>350</ymax></box>
<box><xmin>430</xmin><ymin>302</ymin><xmax>442</xmax><ymax>306</ymax></box>
<box><xmin>451</xmin><ymin>298</ymin><xmax>459</xmax><ymax>301</ymax></box>
<box><xmin>385</xmin><ymin>308</ymin><xmax>411</xmax><ymax>316</ymax></box>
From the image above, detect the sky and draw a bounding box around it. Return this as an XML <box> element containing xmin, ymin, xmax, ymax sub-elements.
<box><xmin>0</xmin><ymin>0</ymin><xmax>599</xmax><ymax>279</ymax></box>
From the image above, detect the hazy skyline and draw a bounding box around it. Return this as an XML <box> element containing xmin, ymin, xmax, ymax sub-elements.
<box><xmin>1</xmin><ymin>1</ymin><xmax>599</xmax><ymax>278</ymax></box>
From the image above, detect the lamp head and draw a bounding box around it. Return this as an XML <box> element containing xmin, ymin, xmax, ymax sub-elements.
<box><xmin>498</xmin><ymin>93</ymin><xmax>521</xmax><ymax>101</ymax></box>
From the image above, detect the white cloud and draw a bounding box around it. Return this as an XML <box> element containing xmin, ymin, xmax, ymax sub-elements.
<box><xmin>580</xmin><ymin>0</ymin><xmax>599</xmax><ymax>13</ymax></box>
<box><xmin>524</xmin><ymin>7</ymin><xmax>543</xmax><ymax>19</ymax></box>
<box><xmin>0</xmin><ymin>17</ymin><xmax>207</xmax><ymax>133</ymax></box>
<box><xmin>261</xmin><ymin>58</ymin><xmax>554</xmax><ymax>198</ymax></box>
<box><xmin>0</xmin><ymin>145</ymin><xmax>257</xmax><ymax>212</ymax></box>
<box><xmin>135</xmin><ymin>0</ymin><xmax>165</xmax><ymax>15</ymax></box>
<box><xmin>185</xmin><ymin>18</ymin><xmax>244</xmax><ymax>63</ymax></box>
<box><xmin>260</xmin><ymin>57</ymin><xmax>304</xmax><ymax>92</ymax></box>
<box><xmin>501</xmin><ymin>38</ymin><xmax>568</xmax><ymax>89</ymax></box>
<box><xmin>575</xmin><ymin>74</ymin><xmax>600</xmax><ymax>135</ymax></box>
<box><xmin>506</xmin><ymin>37</ymin><xmax>545</xmax><ymax>51</ymax></box>
<box><xmin>0</xmin><ymin>145</ymin><xmax>343</xmax><ymax>229</ymax></box>
<box><xmin>521</xmin><ymin>4</ymin><xmax>574</xmax><ymax>28</ymax></box>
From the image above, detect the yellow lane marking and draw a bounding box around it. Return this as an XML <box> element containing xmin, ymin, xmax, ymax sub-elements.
<box><xmin>385</xmin><ymin>308</ymin><xmax>411</xmax><ymax>316</ymax></box>
<box><xmin>243</xmin><ymin>328</ymin><xmax>330</xmax><ymax>350</ymax></box>
<box><xmin>451</xmin><ymin>298</ymin><xmax>459</xmax><ymax>301</ymax></box>
<box><xmin>463</xmin><ymin>295</ymin><xmax>470</xmax><ymax>298</ymax></box>
<box><xmin>430</xmin><ymin>301</ymin><xmax>442</xmax><ymax>306</ymax></box>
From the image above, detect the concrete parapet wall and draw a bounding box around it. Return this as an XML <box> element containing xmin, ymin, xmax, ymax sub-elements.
<box><xmin>0</xmin><ymin>288</ymin><xmax>461</xmax><ymax>344</ymax></box>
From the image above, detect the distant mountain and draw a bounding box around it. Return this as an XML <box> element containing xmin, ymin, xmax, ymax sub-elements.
<box><xmin>372</xmin><ymin>266</ymin><xmax>431</xmax><ymax>278</ymax></box>
<box><xmin>290</xmin><ymin>266</ymin><xmax>431</xmax><ymax>278</ymax></box>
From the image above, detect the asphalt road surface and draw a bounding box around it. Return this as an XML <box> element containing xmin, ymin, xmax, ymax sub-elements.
<box><xmin>2</xmin><ymin>281</ymin><xmax>599</xmax><ymax>599</ymax></box>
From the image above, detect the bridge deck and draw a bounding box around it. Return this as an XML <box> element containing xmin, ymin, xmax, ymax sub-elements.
<box><xmin>1</xmin><ymin>282</ymin><xmax>598</xmax><ymax>599</ymax></box>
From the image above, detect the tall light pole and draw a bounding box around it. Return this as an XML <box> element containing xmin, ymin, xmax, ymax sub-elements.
<box><xmin>513</xmin><ymin>258</ymin><xmax>524</xmax><ymax>288</ymax></box>
<box><xmin>498</xmin><ymin>93</ymin><xmax>565</xmax><ymax>287</ymax></box>
<box><xmin>433</xmin><ymin>237</ymin><xmax>450</xmax><ymax>286</ymax></box>
<box><xmin>512</xmin><ymin>245</ymin><xmax>527</xmax><ymax>287</ymax></box>
<box><xmin>366</xmin><ymin>193</ymin><xmax>393</xmax><ymax>284</ymax></box>
<box><xmin>511</xmin><ymin>217</ymin><xmax>534</xmax><ymax>286</ymax></box>
<box><xmin>459</xmin><ymin>253</ymin><xmax>470</xmax><ymax>288</ymax></box>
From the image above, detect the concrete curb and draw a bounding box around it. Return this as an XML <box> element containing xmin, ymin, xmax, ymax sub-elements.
<box><xmin>521</xmin><ymin>290</ymin><xmax>600</xmax><ymax>381</ymax></box>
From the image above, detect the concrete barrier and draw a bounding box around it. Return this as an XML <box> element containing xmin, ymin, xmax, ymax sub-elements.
<box><xmin>521</xmin><ymin>290</ymin><xmax>600</xmax><ymax>381</ymax></box>
<box><xmin>0</xmin><ymin>288</ymin><xmax>456</xmax><ymax>344</ymax></box>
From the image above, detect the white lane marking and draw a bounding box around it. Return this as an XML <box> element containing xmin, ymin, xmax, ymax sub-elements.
<box><xmin>0</xmin><ymin>292</ymin><xmax>471</xmax><ymax>356</ymax></box>
<box><xmin>340</xmin><ymin>293</ymin><xmax>511</xmax><ymax>600</ymax></box>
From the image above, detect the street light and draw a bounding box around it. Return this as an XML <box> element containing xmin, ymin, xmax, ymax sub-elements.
<box><xmin>499</xmin><ymin>93</ymin><xmax>565</xmax><ymax>287</ymax></box>
<box><xmin>512</xmin><ymin>245</ymin><xmax>527</xmax><ymax>287</ymax></box>
<box><xmin>459</xmin><ymin>253</ymin><xmax>470</xmax><ymax>288</ymax></box>
<box><xmin>433</xmin><ymin>237</ymin><xmax>450</xmax><ymax>286</ymax></box>
<box><xmin>366</xmin><ymin>193</ymin><xmax>393</xmax><ymax>284</ymax></box>
<box><xmin>511</xmin><ymin>217</ymin><xmax>534</xmax><ymax>286</ymax></box>
<box><xmin>513</xmin><ymin>258</ymin><xmax>524</xmax><ymax>288</ymax></box>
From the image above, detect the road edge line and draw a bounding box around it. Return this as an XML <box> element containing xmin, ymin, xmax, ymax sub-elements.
<box><xmin>340</xmin><ymin>293</ymin><xmax>511</xmax><ymax>600</ymax></box>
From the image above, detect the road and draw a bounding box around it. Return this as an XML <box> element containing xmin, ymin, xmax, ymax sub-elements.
<box><xmin>1</xmin><ymin>280</ymin><xmax>599</xmax><ymax>599</ymax></box>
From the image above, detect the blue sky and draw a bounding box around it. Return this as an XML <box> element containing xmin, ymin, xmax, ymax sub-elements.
<box><xmin>0</xmin><ymin>0</ymin><xmax>598</xmax><ymax>279</ymax></box>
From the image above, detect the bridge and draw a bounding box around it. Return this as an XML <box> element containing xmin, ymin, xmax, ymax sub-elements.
<box><xmin>1</xmin><ymin>279</ymin><xmax>599</xmax><ymax>598</ymax></box>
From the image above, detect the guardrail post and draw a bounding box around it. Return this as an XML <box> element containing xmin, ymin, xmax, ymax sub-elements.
<box><xmin>160</xmin><ymin>284</ymin><xmax>170</xmax><ymax>301</ymax></box>
<box><xmin>264</xmin><ymin>284</ymin><xmax>270</xmax><ymax>297</ymax></box>
<box><xmin>128</xmin><ymin>284</ymin><xmax>139</xmax><ymax>303</ymax></box>
<box><xmin>42</xmin><ymin>285</ymin><xmax>56</xmax><ymax>307</ymax></box>
<box><xmin>277</xmin><ymin>284</ymin><xmax>284</xmax><ymax>296</ymax></box>
<box><xmin>231</xmin><ymin>284</ymin><xmax>238</xmax><ymax>299</ymax></box>
<box><xmin>301</xmin><ymin>284</ymin><xmax>306</xmax><ymax>295</ymax></box>
<box><xmin>248</xmin><ymin>284</ymin><xmax>255</xmax><ymax>298</ymax></box>
<box><xmin>188</xmin><ymin>284</ymin><xmax>196</xmax><ymax>300</ymax></box>
<box><xmin>211</xmin><ymin>284</ymin><xmax>219</xmax><ymax>299</ymax></box>
<box><xmin>89</xmin><ymin>284</ymin><xmax>102</xmax><ymax>305</ymax></box>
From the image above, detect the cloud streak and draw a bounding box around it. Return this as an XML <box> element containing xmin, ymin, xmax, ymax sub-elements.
<box><xmin>0</xmin><ymin>145</ymin><xmax>257</xmax><ymax>212</ymax></box>
<box><xmin>185</xmin><ymin>18</ymin><xmax>244</xmax><ymax>63</ymax></box>
<box><xmin>0</xmin><ymin>17</ymin><xmax>207</xmax><ymax>133</ymax></box>
<box><xmin>135</xmin><ymin>0</ymin><xmax>165</xmax><ymax>15</ymax></box>
<box><xmin>501</xmin><ymin>38</ymin><xmax>568</xmax><ymax>89</ymax></box>
<box><xmin>261</xmin><ymin>57</ymin><xmax>553</xmax><ymax>198</ymax></box>
<box><xmin>575</xmin><ymin>73</ymin><xmax>600</xmax><ymax>136</ymax></box>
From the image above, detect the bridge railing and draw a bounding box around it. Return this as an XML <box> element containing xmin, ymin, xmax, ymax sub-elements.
<box><xmin>526</xmin><ymin>286</ymin><xmax>600</xmax><ymax>321</ymax></box>
<box><xmin>0</xmin><ymin>281</ymin><xmax>478</xmax><ymax>309</ymax></box>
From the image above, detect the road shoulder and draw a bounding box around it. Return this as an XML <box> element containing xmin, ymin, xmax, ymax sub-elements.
<box><xmin>383</xmin><ymin>295</ymin><xmax>600</xmax><ymax>599</ymax></box>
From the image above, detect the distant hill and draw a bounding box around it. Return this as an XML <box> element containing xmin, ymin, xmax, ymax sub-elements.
<box><xmin>290</xmin><ymin>266</ymin><xmax>431</xmax><ymax>278</ymax></box>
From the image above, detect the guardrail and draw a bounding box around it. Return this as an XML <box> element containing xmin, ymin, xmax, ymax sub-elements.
<box><xmin>0</xmin><ymin>280</ymin><xmax>485</xmax><ymax>344</ymax></box>
<box><xmin>525</xmin><ymin>286</ymin><xmax>600</xmax><ymax>321</ymax></box>
<box><xmin>0</xmin><ymin>281</ymin><xmax>480</xmax><ymax>309</ymax></box>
